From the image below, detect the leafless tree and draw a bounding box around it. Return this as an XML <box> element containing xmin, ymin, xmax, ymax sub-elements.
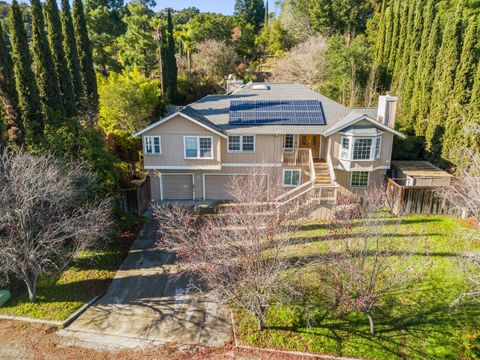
<box><xmin>271</xmin><ymin>36</ymin><xmax>328</xmax><ymax>88</ymax></box>
<box><xmin>319</xmin><ymin>187</ymin><xmax>422</xmax><ymax>335</ymax></box>
<box><xmin>0</xmin><ymin>150</ymin><xmax>112</xmax><ymax>301</ymax></box>
<box><xmin>193</xmin><ymin>40</ymin><xmax>237</xmax><ymax>84</ymax></box>
<box><xmin>155</xmin><ymin>168</ymin><xmax>307</xmax><ymax>331</ymax></box>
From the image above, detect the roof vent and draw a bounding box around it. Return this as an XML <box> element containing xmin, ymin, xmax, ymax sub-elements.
<box><xmin>252</xmin><ymin>84</ymin><xmax>270</xmax><ymax>90</ymax></box>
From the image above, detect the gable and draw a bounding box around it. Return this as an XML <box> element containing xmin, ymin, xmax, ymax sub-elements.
<box><xmin>324</xmin><ymin>114</ymin><xmax>405</xmax><ymax>138</ymax></box>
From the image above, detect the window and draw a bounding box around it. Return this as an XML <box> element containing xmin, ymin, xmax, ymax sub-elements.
<box><xmin>144</xmin><ymin>136</ymin><xmax>161</xmax><ymax>154</ymax></box>
<box><xmin>374</xmin><ymin>137</ymin><xmax>381</xmax><ymax>159</ymax></box>
<box><xmin>353</xmin><ymin>138</ymin><xmax>373</xmax><ymax>160</ymax></box>
<box><xmin>351</xmin><ymin>171</ymin><xmax>369</xmax><ymax>187</ymax></box>
<box><xmin>283</xmin><ymin>169</ymin><xmax>301</xmax><ymax>187</ymax></box>
<box><xmin>340</xmin><ymin>137</ymin><xmax>350</xmax><ymax>159</ymax></box>
<box><xmin>184</xmin><ymin>136</ymin><xmax>213</xmax><ymax>159</ymax></box>
<box><xmin>284</xmin><ymin>134</ymin><xmax>294</xmax><ymax>149</ymax></box>
<box><xmin>228</xmin><ymin>135</ymin><xmax>255</xmax><ymax>152</ymax></box>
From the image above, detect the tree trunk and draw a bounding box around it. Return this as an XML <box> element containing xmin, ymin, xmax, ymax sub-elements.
<box><xmin>367</xmin><ymin>313</ymin><xmax>375</xmax><ymax>336</ymax></box>
<box><xmin>257</xmin><ymin>316</ymin><xmax>264</xmax><ymax>331</ymax></box>
<box><xmin>24</xmin><ymin>273</ymin><xmax>38</xmax><ymax>302</ymax></box>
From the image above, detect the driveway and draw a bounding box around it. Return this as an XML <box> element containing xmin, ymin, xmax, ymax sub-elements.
<box><xmin>59</xmin><ymin>216</ymin><xmax>231</xmax><ymax>350</ymax></box>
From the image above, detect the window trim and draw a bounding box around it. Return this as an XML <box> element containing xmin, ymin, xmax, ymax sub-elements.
<box><xmin>227</xmin><ymin>134</ymin><xmax>256</xmax><ymax>153</ymax></box>
<box><xmin>340</xmin><ymin>136</ymin><xmax>382</xmax><ymax>161</ymax></box>
<box><xmin>144</xmin><ymin>136</ymin><xmax>161</xmax><ymax>155</ymax></box>
<box><xmin>282</xmin><ymin>169</ymin><xmax>302</xmax><ymax>187</ymax></box>
<box><xmin>183</xmin><ymin>135</ymin><xmax>214</xmax><ymax>160</ymax></box>
<box><xmin>374</xmin><ymin>137</ymin><xmax>382</xmax><ymax>160</ymax></box>
<box><xmin>350</xmin><ymin>171</ymin><xmax>370</xmax><ymax>188</ymax></box>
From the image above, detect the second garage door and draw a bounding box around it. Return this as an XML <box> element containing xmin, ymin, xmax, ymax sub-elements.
<box><xmin>161</xmin><ymin>174</ymin><xmax>194</xmax><ymax>200</ymax></box>
<box><xmin>204</xmin><ymin>174</ymin><xmax>268</xmax><ymax>200</ymax></box>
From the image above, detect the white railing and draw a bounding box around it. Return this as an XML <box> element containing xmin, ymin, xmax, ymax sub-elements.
<box><xmin>326</xmin><ymin>155</ymin><xmax>337</xmax><ymax>186</ymax></box>
<box><xmin>308</xmin><ymin>149</ymin><xmax>316</xmax><ymax>183</ymax></box>
<box><xmin>282</xmin><ymin>148</ymin><xmax>310</xmax><ymax>166</ymax></box>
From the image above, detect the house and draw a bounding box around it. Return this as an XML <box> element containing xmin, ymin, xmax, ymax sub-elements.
<box><xmin>133</xmin><ymin>83</ymin><xmax>405</xmax><ymax>202</ymax></box>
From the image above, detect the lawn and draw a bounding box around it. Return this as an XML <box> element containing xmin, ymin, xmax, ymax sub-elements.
<box><xmin>0</xmin><ymin>214</ymin><xmax>147</xmax><ymax>321</ymax></box>
<box><xmin>236</xmin><ymin>215</ymin><xmax>480</xmax><ymax>360</ymax></box>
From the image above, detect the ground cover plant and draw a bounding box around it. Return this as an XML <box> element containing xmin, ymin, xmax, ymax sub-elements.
<box><xmin>236</xmin><ymin>214</ymin><xmax>480</xmax><ymax>359</ymax></box>
<box><xmin>0</xmin><ymin>214</ymin><xmax>146</xmax><ymax>321</ymax></box>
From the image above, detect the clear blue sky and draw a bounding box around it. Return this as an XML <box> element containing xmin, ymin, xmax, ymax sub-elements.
<box><xmin>154</xmin><ymin>0</ymin><xmax>272</xmax><ymax>15</ymax></box>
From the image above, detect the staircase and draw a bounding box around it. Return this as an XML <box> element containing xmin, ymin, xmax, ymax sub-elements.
<box><xmin>314</xmin><ymin>161</ymin><xmax>331</xmax><ymax>185</ymax></box>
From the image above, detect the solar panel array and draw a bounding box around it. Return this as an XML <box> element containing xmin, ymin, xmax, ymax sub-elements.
<box><xmin>229</xmin><ymin>100</ymin><xmax>326</xmax><ymax>125</ymax></box>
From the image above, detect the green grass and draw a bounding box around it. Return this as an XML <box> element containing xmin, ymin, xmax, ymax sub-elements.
<box><xmin>236</xmin><ymin>215</ymin><xmax>480</xmax><ymax>360</ymax></box>
<box><xmin>0</xmin><ymin>215</ymin><xmax>147</xmax><ymax>321</ymax></box>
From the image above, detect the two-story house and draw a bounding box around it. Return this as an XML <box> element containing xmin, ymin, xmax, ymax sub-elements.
<box><xmin>133</xmin><ymin>83</ymin><xmax>405</xmax><ymax>202</ymax></box>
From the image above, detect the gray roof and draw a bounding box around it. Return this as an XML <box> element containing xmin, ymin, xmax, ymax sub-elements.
<box><xmin>180</xmin><ymin>106</ymin><xmax>226</xmax><ymax>134</ymax></box>
<box><xmin>352</xmin><ymin>107</ymin><xmax>378</xmax><ymax>120</ymax></box>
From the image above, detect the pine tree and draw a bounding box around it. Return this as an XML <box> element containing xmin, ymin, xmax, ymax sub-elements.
<box><xmin>235</xmin><ymin>0</ymin><xmax>265</xmax><ymax>33</ymax></box>
<box><xmin>61</xmin><ymin>0</ymin><xmax>84</xmax><ymax>106</ymax></box>
<box><xmin>265</xmin><ymin>0</ymin><xmax>269</xmax><ymax>25</ymax></box>
<box><xmin>73</xmin><ymin>0</ymin><xmax>98</xmax><ymax>113</ymax></box>
<box><xmin>45</xmin><ymin>0</ymin><xmax>76</xmax><ymax>117</ymax></box>
<box><xmin>9</xmin><ymin>0</ymin><xmax>44</xmax><ymax>145</ymax></box>
<box><xmin>405</xmin><ymin>0</ymin><xmax>436</xmax><ymax>130</ymax></box>
<box><xmin>0</xmin><ymin>22</ymin><xmax>22</xmax><ymax>145</ymax></box>
<box><xmin>425</xmin><ymin>1</ymin><xmax>463</xmax><ymax>156</ymax></box>
<box><xmin>413</xmin><ymin>15</ymin><xmax>441</xmax><ymax>136</ymax></box>
<box><xmin>162</xmin><ymin>9</ymin><xmax>177</xmax><ymax>103</ymax></box>
<box><xmin>442</xmin><ymin>16</ymin><xmax>478</xmax><ymax>161</ymax></box>
<box><xmin>30</xmin><ymin>0</ymin><xmax>62</xmax><ymax>116</ymax></box>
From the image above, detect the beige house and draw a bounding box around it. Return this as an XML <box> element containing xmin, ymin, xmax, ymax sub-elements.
<box><xmin>134</xmin><ymin>83</ymin><xmax>405</xmax><ymax>202</ymax></box>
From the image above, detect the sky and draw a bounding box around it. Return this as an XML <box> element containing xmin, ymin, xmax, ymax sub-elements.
<box><xmin>154</xmin><ymin>0</ymin><xmax>272</xmax><ymax>15</ymax></box>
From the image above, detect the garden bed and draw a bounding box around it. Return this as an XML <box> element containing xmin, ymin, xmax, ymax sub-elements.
<box><xmin>235</xmin><ymin>215</ymin><xmax>480</xmax><ymax>359</ymax></box>
<box><xmin>0</xmin><ymin>214</ymin><xmax>147</xmax><ymax>321</ymax></box>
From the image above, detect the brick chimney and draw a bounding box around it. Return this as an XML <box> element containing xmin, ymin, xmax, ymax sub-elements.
<box><xmin>377</xmin><ymin>95</ymin><xmax>397</xmax><ymax>128</ymax></box>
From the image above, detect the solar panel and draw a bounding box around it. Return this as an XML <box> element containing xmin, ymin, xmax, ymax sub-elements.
<box><xmin>228</xmin><ymin>100</ymin><xmax>326</xmax><ymax>125</ymax></box>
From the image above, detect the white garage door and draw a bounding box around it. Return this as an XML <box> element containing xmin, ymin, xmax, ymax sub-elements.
<box><xmin>204</xmin><ymin>174</ymin><xmax>268</xmax><ymax>200</ymax></box>
<box><xmin>161</xmin><ymin>174</ymin><xmax>194</xmax><ymax>200</ymax></box>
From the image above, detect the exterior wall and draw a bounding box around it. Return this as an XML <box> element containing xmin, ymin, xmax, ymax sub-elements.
<box><xmin>221</xmin><ymin>134</ymin><xmax>284</xmax><ymax>164</ymax></box>
<box><xmin>142</xmin><ymin>115</ymin><xmax>222</xmax><ymax>168</ymax></box>
<box><xmin>334</xmin><ymin>168</ymin><xmax>387</xmax><ymax>192</ymax></box>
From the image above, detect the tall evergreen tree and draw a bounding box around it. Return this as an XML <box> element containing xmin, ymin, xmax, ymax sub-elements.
<box><xmin>45</xmin><ymin>0</ymin><xmax>76</xmax><ymax>117</ymax></box>
<box><xmin>235</xmin><ymin>0</ymin><xmax>265</xmax><ymax>33</ymax></box>
<box><xmin>9</xmin><ymin>0</ymin><xmax>44</xmax><ymax>145</ymax></box>
<box><xmin>425</xmin><ymin>1</ymin><xmax>463</xmax><ymax>156</ymax></box>
<box><xmin>0</xmin><ymin>22</ymin><xmax>22</xmax><ymax>145</ymax></box>
<box><xmin>387</xmin><ymin>0</ymin><xmax>400</xmax><ymax>72</ymax></box>
<box><xmin>442</xmin><ymin>16</ymin><xmax>478</xmax><ymax>161</ymax></box>
<box><xmin>30</xmin><ymin>0</ymin><xmax>62</xmax><ymax>116</ymax></box>
<box><xmin>61</xmin><ymin>0</ymin><xmax>84</xmax><ymax>105</ymax></box>
<box><xmin>466</xmin><ymin>62</ymin><xmax>480</xmax><ymax>152</ymax></box>
<box><xmin>162</xmin><ymin>9</ymin><xmax>177</xmax><ymax>103</ymax></box>
<box><xmin>413</xmin><ymin>15</ymin><xmax>442</xmax><ymax>136</ymax></box>
<box><xmin>382</xmin><ymin>1</ymin><xmax>394</xmax><ymax>61</ymax></box>
<box><xmin>73</xmin><ymin>0</ymin><xmax>98</xmax><ymax>113</ymax></box>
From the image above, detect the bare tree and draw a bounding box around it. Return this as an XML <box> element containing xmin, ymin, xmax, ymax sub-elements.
<box><xmin>0</xmin><ymin>150</ymin><xmax>112</xmax><ymax>301</ymax></box>
<box><xmin>193</xmin><ymin>40</ymin><xmax>237</xmax><ymax>84</ymax></box>
<box><xmin>155</xmin><ymin>169</ymin><xmax>306</xmax><ymax>331</ymax></box>
<box><xmin>319</xmin><ymin>187</ymin><xmax>421</xmax><ymax>335</ymax></box>
<box><xmin>271</xmin><ymin>36</ymin><xmax>328</xmax><ymax>88</ymax></box>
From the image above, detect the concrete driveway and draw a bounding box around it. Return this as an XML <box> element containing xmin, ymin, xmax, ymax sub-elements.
<box><xmin>59</xmin><ymin>216</ymin><xmax>231</xmax><ymax>350</ymax></box>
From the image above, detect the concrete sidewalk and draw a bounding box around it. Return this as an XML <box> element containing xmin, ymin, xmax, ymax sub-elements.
<box><xmin>59</xmin><ymin>216</ymin><xmax>230</xmax><ymax>350</ymax></box>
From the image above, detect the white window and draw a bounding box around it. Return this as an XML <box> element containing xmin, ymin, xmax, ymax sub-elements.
<box><xmin>351</xmin><ymin>171</ymin><xmax>369</xmax><ymax>187</ymax></box>
<box><xmin>374</xmin><ymin>137</ymin><xmax>381</xmax><ymax>159</ymax></box>
<box><xmin>340</xmin><ymin>137</ymin><xmax>350</xmax><ymax>159</ymax></box>
<box><xmin>353</xmin><ymin>138</ymin><xmax>373</xmax><ymax>160</ymax></box>
<box><xmin>184</xmin><ymin>136</ymin><xmax>213</xmax><ymax>159</ymax></box>
<box><xmin>144</xmin><ymin>136</ymin><xmax>161</xmax><ymax>154</ymax></box>
<box><xmin>228</xmin><ymin>135</ymin><xmax>255</xmax><ymax>152</ymax></box>
<box><xmin>283</xmin><ymin>169</ymin><xmax>301</xmax><ymax>187</ymax></box>
<box><xmin>284</xmin><ymin>134</ymin><xmax>294</xmax><ymax>149</ymax></box>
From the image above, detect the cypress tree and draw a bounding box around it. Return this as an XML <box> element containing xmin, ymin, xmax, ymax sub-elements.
<box><xmin>413</xmin><ymin>15</ymin><xmax>442</xmax><ymax>136</ymax></box>
<box><xmin>9</xmin><ymin>0</ymin><xmax>44</xmax><ymax>145</ymax></box>
<box><xmin>390</xmin><ymin>0</ymin><xmax>409</xmax><ymax>91</ymax></box>
<box><xmin>387</xmin><ymin>0</ymin><xmax>400</xmax><ymax>72</ymax></box>
<box><xmin>442</xmin><ymin>17</ymin><xmax>478</xmax><ymax>162</ymax></box>
<box><xmin>466</xmin><ymin>62</ymin><xmax>480</xmax><ymax>151</ymax></box>
<box><xmin>162</xmin><ymin>9</ymin><xmax>177</xmax><ymax>103</ymax></box>
<box><xmin>399</xmin><ymin>0</ymin><xmax>424</xmax><ymax>130</ymax></box>
<box><xmin>30</xmin><ymin>0</ymin><xmax>62</xmax><ymax>116</ymax></box>
<box><xmin>405</xmin><ymin>0</ymin><xmax>436</xmax><ymax>130</ymax></box>
<box><xmin>425</xmin><ymin>1</ymin><xmax>463</xmax><ymax>156</ymax></box>
<box><xmin>61</xmin><ymin>0</ymin><xmax>84</xmax><ymax>106</ymax></box>
<box><xmin>0</xmin><ymin>22</ymin><xmax>22</xmax><ymax>145</ymax></box>
<box><xmin>382</xmin><ymin>1</ymin><xmax>394</xmax><ymax>62</ymax></box>
<box><xmin>72</xmin><ymin>0</ymin><xmax>98</xmax><ymax>113</ymax></box>
<box><xmin>45</xmin><ymin>0</ymin><xmax>76</xmax><ymax>117</ymax></box>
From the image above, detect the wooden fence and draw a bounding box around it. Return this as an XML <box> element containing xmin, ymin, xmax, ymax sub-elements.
<box><xmin>119</xmin><ymin>176</ymin><xmax>151</xmax><ymax>216</ymax></box>
<box><xmin>386</xmin><ymin>178</ymin><xmax>464</xmax><ymax>216</ymax></box>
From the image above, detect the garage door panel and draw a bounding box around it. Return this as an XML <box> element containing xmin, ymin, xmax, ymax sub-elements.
<box><xmin>162</xmin><ymin>174</ymin><xmax>193</xmax><ymax>200</ymax></box>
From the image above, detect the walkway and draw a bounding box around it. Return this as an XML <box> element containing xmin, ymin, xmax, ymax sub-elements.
<box><xmin>59</xmin><ymin>216</ymin><xmax>230</xmax><ymax>350</ymax></box>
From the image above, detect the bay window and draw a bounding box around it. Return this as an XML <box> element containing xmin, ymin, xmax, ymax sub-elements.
<box><xmin>184</xmin><ymin>136</ymin><xmax>213</xmax><ymax>159</ymax></box>
<box><xmin>228</xmin><ymin>135</ymin><xmax>255</xmax><ymax>152</ymax></box>
<box><xmin>340</xmin><ymin>136</ymin><xmax>382</xmax><ymax>161</ymax></box>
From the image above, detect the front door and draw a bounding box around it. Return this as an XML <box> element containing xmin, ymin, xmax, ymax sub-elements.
<box><xmin>300</xmin><ymin>135</ymin><xmax>320</xmax><ymax>159</ymax></box>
